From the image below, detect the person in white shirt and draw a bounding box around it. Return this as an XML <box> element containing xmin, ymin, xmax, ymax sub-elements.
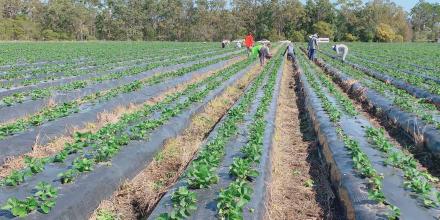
<box><xmin>332</xmin><ymin>44</ymin><xmax>349</xmax><ymax>61</ymax></box>
<box><xmin>221</xmin><ymin>39</ymin><xmax>230</xmax><ymax>48</ymax></box>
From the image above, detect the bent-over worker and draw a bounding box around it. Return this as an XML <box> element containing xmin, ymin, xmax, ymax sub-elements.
<box><xmin>282</xmin><ymin>43</ymin><xmax>296</xmax><ymax>61</ymax></box>
<box><xmin>251</xmin><ymin>44</ymin><xmax>271</xmax><ymax>66</ymax></box>
<box><xmin>332</xmin><ymin>44</ymin><xmax>349</xmax><ymax>61</ymax></box>
<box><xmin>221</xmin><ymin>39</ymin><xmax>230</xmax><ymax>48</ymax></box>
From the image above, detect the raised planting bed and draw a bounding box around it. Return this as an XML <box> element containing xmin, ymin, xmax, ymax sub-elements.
<box><xmin>348</xmin><ymin>51</ymin><xmax>440</xmax><ymax>84</ymax></box>
<box><xmin>296</xmin><ymin>51</ymin><xmax>440</xmax><ymax>219</ymax></box>
<box><xmin>0</xmin><ymin>57</ymin><xmax>242</xmax><ymax>166</ymax></box>
<box><xmin>318</xmin><ymin>50</ymin><xmax>440</xmax><ymax>108</ymax></box>
<box><xmin>0</xmin><ymin>52</ymin><xmax>240</xmax><ymax>146</ymax></box>
<box><xmin>0</xmin><ymin>43</ymin><xmax>222</xmax><ymax>84</ymax></box>
<box><xmin>148</xmin><ymin>52</ymin><xmax>284</xmax><ymax>220</ymax></box>
<box><xmin>343</xmin><ymin>43</ymin><xmax>440</xmax><ymax>77</ymax></box>
<box><xmin>313</xmin><ymin>53</ymin><xmax>440</xmax><ymax>158</ymax></box>
<box><xmin>0</xmin><ymin>47</ymin><xmax>235</xmax><ymax>100</ymax></box>
<box><xmin>0</xmin><ymin>56</ymin><xmax>258</xmax><ymax>219</ymax></box>
<box><xmin>0</xmin><ymin>49</ymin><xmax>241</xmax><ymax>120</ymax></box>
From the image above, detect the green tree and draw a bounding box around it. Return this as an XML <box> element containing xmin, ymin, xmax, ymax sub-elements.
<box><xmin>313</xmin><ymin>21</ymin><xmax>334</xmax><ymax>39</ymax></box>
<box><xmin>375</xmin><ymin>22</ymin><xmax>395</xmax><ymax>42</ymax></box>
<box><xmin>411</xmin><ymin>0</ymin><xmax>440</xmax><ymax>41</ymax></box>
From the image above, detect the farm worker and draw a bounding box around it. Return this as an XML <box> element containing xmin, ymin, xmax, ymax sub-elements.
<box><xmin>251</xmin><ymin>44</ymin><xmax>262</xmax><ymax>58</ymax></box>
<box><xmin>236</xmin><ymin>41</ymin><xmax>242</xmax><ymax>48</ymax></box>
<box><xmin>244</xmin><ymin>32</ymin><xmax>254</xmax><ymax>56</ymax></box>
<box><xmin>332</xmin><ymin>44</ymin><xmax>349</xmax><ymax>61</ymax></box>
<box><xmin>307</xmin><ymin>35</ymin><xmax>312</xmax><ymax>59</ymax></box>
<box><xmin>251</xmin><ymin>44</ymin><xmax>271</xmax><ymax>66</ymax></box>
<box><xmin>307</xmin><ymin>34</ymin><xmax>319</xmax><ymax>61</ymax></box>
<box><xmin>282</xmin><ymin>43</ymin><xmax>296</xmax><ymax>61</ymax></box>
<box><xmin>221</xmin><ymin>39</ymin><xmax>229</xmax><ymax>48</ymax></box>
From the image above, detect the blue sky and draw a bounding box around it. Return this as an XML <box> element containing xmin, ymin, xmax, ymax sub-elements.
<box><xmin>299</xmin><ymin>0</ymin><xmax>438</xmax><ymax>12</ymax></box>
<box><xmin>393</xmin><ymin>0</ymin><xmax>438</xmax><ymax>12</ymax></box>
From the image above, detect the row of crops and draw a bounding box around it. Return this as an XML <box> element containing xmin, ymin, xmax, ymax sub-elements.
<box><xmin>0</xmin><ymin>41</ymin><xmax>296</xmax><ymax>220</ymax></box>
<box><xmin>0</xmin><ymin>42</ymin><xmax>254</xmax><ymax>219</ymax></box>
<box><xmin>294</xmin><ymin>42</ymin><xmax>440</xmax><ymax>219</ymax></box>
<box><xmin>1</xmin><ymin>41</ymin><xmax>439</xmax><ymax>220</ymax></box>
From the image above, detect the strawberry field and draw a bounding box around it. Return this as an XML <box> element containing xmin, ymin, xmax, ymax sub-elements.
<box><xmin>0</xmin><ymin>41</ymin><xmax>439</xmax><ymax>220</ymax></box>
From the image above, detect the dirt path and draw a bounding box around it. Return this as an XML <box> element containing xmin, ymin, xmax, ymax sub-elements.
<box><xmin>265</xmin><ymin>59</ymin><xmax>340</xmax><ymax>220</ymax></box>
<box><xmin>89</xmin><ymin>63</ymin><xmax>263</xmax><ymax>220</ymax></box>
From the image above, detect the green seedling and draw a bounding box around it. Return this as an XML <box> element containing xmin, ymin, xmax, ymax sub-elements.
<box><xmin>1</xmin><ymin>170</ymin><xmax>27</xmax><ymax>186</ymax></box>
<box><xmin>35</xmin><ymin>182</ymin><xmax>58</xmax><ymax>200</ymax></box>
<box><xmin>187</xmin><ymin>162</ymin><xmax>219</xmax><ymax>189</ymax></box>
<box><xmin>387</xmin><ymin>205</ymin><xmax>400</xmax><ymax>220</ymax></box>
<box><xmin>164</xmin><ymin>187</ymin><xmax>198</xmax><ymax>219</ymax></box>
<box><xmin>217</xmin><ymin>180</ymin><xmax>253</xmax><ymax>219</ymax></box>
<box><xmin>229</xmin><ymin>158</ymin><xmax>259</xmax><ymax>180</ymax></box>
<box><xmin>52</xmin><ymin>150</ymin><xmax>68</xmax><ymax>163</ymax></box>
<box><xmin>73</xmin><ymin>157</ymin><xmax>94</xmax><ymax>172</ymax></box>
<box><xmin>1</xmin><ymin>197</ymin><xmax>38</xmax><ymax>217</ymax></box>
<box><xmin>24</xmin><ymin>156</ymin><xmax>47</xmax><ymax>174</ymax></box>
<box><xmin>304</xmin><ymin>179</ymin><xmax>314</xmax><ymax>188</ymax></box>
<box><xmin>58</xmin><ymin>169</ymin><xmax>78</xmax><ymax>184</ymax></box>
<box><xmin>96</xmin><ymin>209</ymin><xmax>117</xmax><ymax>220</ymax></box>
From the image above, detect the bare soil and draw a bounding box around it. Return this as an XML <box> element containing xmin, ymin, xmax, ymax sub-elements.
<box><xmin>265</xmin><ymin>60</ymin><xmax>342</xmax><ymax>220</ymax></box>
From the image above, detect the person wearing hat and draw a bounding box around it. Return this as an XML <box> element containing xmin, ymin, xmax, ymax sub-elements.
<box><xmin>307</xmin><ymin>34</ymin><xmax>319</xmax><ymax>61</ymax></box>
<box><xmin>332</xmin><ymin>44</ymin><xmax>348</xmax><ymax>61</ymax></box>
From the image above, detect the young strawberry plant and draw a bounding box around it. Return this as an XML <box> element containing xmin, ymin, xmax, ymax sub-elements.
<box><xmin>24</xmin><ymin>156</ymin><xmax>48</xmax><ymax>174</ymax></box>
<box><xmin>187</xmin><ymin>162</ymin><xmax>219</xmax><ymax>189</ymax></box>
<box><xmin>1</xmin><ymin>170</ymin><xmax>28</xmax><ymax>186</ymax></box>
<box><xmin>73</xmin><ymin>157</ymin><xmax>94</xmax><ymax>172</ymax></box>
<box><xmin>0</xmin><ymin>55</ymin><xmax>255</xmax><ymax>218</ymax></box>
<box><xmin>35</xmin><ymin>182</ymin><xmax>58</xmax><ymax>214</ymax></box>
<box><xmin>58</xmin><ymin>169</ymin><xmax>78</xmax><ymax>184</ymax></box>
<box><xmin>158</xmin><ymin>187</ymin><xmax>197</xmax><ymax>220</ymax></box>
<box><xmin>1</xmin><ymin>197</ymin><xmax>38</xmax><ymax>218</ymax></box>
<box><xmin>217</xmin><ymin>180</ymin><xmax>253</xmax><ymax>219</ymax></box>
<box><xmin>229</xmin><ymin>158</ymin><xmax>259</xmax><ymax>180</ymax></box>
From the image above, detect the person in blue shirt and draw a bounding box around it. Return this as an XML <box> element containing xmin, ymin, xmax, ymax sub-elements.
<box><xmin>307</xmin><ymin>34</ymin><xmax>319</xmax><ymax>61</ymax></box>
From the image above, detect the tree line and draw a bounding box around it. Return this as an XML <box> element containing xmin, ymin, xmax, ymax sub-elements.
<box><xmin>0</xmin><ymin>0</ymin><xmax>439</xmax><ymax>42</ymax></box>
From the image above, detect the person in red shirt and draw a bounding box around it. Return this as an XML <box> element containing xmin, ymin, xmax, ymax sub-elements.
<box><xmin>244</xmin><ymin>32</ymin><xmax>254</xmax><ymax>56</ymax></box>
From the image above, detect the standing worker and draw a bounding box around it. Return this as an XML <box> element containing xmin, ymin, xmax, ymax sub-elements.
<box><xmin>244</xmin><ymin>32</ymin><xmax>254</xmax><ymax>56</ymax></box>
<box><xmin>332</xmin><ymin>44</ymin><xmax>349</xmax><ymax>61</ymax></box>
<box><xmin>282</xmin><ymin>42</ymin><xmax>296</xmax><ymax>61</ymax></box>
<box><xmin>307</xmin><ymin>34</ymin><xmax>319</xmax><ymax>61</ymax></box>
